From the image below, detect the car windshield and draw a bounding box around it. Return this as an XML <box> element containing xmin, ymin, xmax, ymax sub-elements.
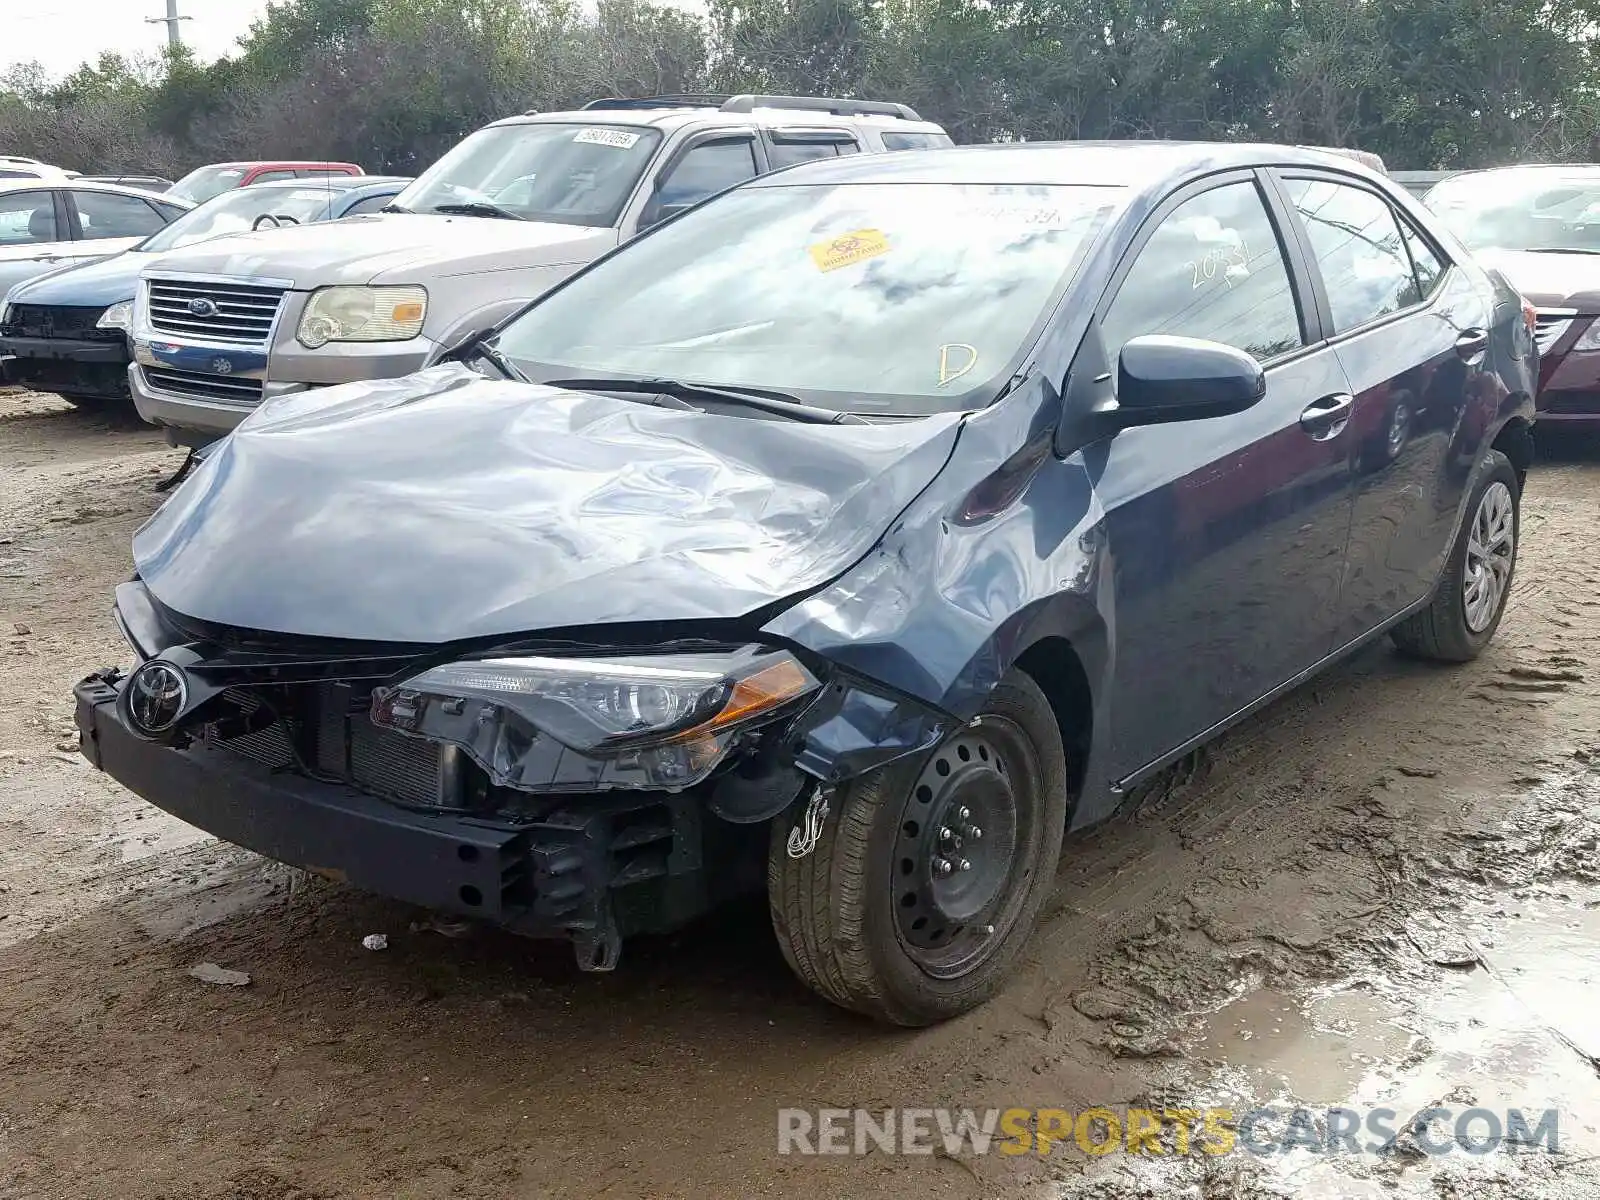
<box><xmin>138</xmin><ymin>187</ymin><xmax>338</xmax><ymax>253</ymax></box>
<box><xmin>168</xmin><ymin>165</ymin><xmax>250</xmax><ymax>204</ymax></box>
<box><xmin>493</xmin><ymin>181</ymin><xmax>1121</xmax><ymax>415</ymax></box>
<box><xmin>392</xmin><ymin>122</ymin><xmax>662</xmax><ymax>227</ymax></box>
<box><xmin>1426</xmin><ymin>170</ymin><xmax>1600</xmax><ymax>253</ymax></box>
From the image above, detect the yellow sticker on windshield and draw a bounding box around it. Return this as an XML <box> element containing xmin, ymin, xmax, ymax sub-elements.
<box><xmin>809</xmin><ymin>229</ymin><xmax>890</xmax><ymax>272</ymax></box>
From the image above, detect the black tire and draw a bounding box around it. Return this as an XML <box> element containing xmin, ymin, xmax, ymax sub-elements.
<box><xmin>768</xmin><ymin>670</ymin><xmax>1068</xmax><ymax>1026</ymax></box>
<box><xmin>1391</xmin><ymin>448</ymin><xmax>1520</xmax><ymax>662</ymax></box>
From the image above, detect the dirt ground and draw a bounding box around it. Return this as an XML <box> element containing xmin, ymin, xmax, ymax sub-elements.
<box><xmin>3</xmin><ymin>388</ymin><xmax>1600</xmax><ymax>1200</ymax></box>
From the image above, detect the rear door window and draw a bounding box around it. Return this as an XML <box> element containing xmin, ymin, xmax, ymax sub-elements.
<box><xmin>881</xmin><ymin>132</ymin><xmax>955</xmax><ymax>151</ymax></box>
<box><xmin>1102</xmin><ymin>179</ymin><xmax>1305</xmax><ymax>363</ymax></box>
<box><xmin>70</xmin><ymin>189</ymin><xmax>169</xmax><ymax>240</ymax></box>
<box><xmin>767</xmin><ymin>134</ymin><xmax>860</xmax><ymax>169</ymax></box>
<box><xmin>1283</xmin><ymin>178</ymin><xmax>1421</xmax><ymax>332</ymax></box>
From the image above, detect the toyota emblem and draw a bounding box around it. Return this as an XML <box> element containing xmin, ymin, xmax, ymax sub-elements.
<box><xmin>125</xmin><ymin>660</ymin><xmax>189</xmax><ymax>736</ymax></box>
<box><xmin>188</xmin><ymin>297</ymin><xmax>219</xmax><ymax>317</ymax></box>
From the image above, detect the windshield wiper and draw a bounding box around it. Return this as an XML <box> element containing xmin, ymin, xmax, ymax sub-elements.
<box><xmin>545</xmin><ymin>377</ymin><xmax>866</xmax><ymax>424</ymax></box>
<box><xmin>379</xmin><ymin>202</ymin><xmax>411</xmax><ymax>214</ymax></box>
<box><xmin>1524</xmin><ymin>247</ymin><xmax>1600</xmax><ymax>255</ymax></box>
<box><xmin>474</xmin><ymin>341</ymin><xmax>529</xmax><ymax>382</ymax></box>
<box><xmin>432</xmin><ymin>201</ymin><xmax>524</xmax><ymax>221</ymax></box>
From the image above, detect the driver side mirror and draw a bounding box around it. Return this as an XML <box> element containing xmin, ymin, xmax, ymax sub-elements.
<box><xmin>1111</xmin><ymin>334</ymin><xmax>1266</xmax><ymax>428</ymax></box>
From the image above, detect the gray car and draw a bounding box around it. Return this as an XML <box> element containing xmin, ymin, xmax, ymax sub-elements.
<box><xmin>0</xmin><ymin>179</ymin><xmax>192</xmax><ymax>300</ymax></box>
<box><xmin>125</xmin><ymin>94</ymin><xmax>952</xmax><ymax>445</ymax></box>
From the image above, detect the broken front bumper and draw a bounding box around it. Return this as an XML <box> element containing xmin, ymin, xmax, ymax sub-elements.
<box><xmin>0</xmin><ymin>335</ymin><xmax>130</xmax><ymax>399</ymax></box>
<box><xmin>74</xmin><ymin>672</ymin><xmax>746</xmax><ymax>967</ymax></box>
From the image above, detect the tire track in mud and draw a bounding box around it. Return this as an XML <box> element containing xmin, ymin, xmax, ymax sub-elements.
<box><xmin>2</xmin><ymin>390</ymin><xmax>1600</xmax><ymax>1199</ymax></box>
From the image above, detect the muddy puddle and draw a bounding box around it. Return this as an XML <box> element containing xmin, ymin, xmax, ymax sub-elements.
<box><xmin>1063</xmin><ymin>770</ymin><xmax>1600</xmax><ymax>1198</ymax></box>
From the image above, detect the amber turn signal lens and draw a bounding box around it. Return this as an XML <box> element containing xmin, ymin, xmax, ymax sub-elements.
<box><xmin>391</xmin><ymin>301</ymin><xmax>425</xmax><ymax>323</ymax></box>
<box><xmin>665</xmin><ymin>658</ymin><xmax>814</xmax><ymax>742</ymax></box>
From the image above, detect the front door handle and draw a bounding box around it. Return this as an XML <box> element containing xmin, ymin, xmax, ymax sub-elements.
<box><xmin>1455</xmin><ymin>328</ymin><xmax>1490</xmax><ymax>360</ymax></box>
<box><xmin>1299</xmin><ymin>391</ymin><xmax>1354</xmax><ymax>440</ymax></box>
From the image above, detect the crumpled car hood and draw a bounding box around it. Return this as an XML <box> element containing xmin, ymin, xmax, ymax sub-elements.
<box><xmin>133</xmin><ymin>366</ymin><xmax>963</xmax><ymax>643</ymax></box>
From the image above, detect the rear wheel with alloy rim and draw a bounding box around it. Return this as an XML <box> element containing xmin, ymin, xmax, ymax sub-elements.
<box><xmin>1385</xmin><ymin>400</ymin><xmax>1412</xmax><ymax>461</ymax></box>
<box><xmin>768</xmin><ymin>671</ymin><xmax>1068</xmax><ymax>1025</ymax></box>
<box><xmin>1391</xmin><ymin>448</ymin><xmax>1520</xmax><ymax>662</ymax></box>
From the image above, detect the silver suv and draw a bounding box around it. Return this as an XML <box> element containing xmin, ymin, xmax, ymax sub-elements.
<box><xmin>128</xmin><ymin>94</ymin><xmax>951</xmax><ymax>445</ymax></box>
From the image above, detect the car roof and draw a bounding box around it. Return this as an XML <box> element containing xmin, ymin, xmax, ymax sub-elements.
<box><xmin>244</xmin><ymin>174</ymin><xmax>408</xmax><ymax>193</ymax></box>
<box><xmin>0</xmin><ymin>163</ymin><xmax>74</xmax><ymax>181</ymax></box>
<box><xmin>1428</xmin><ymin>163</ymin><xmax>1600</xmax><ymax>184</ymax></box>
<box><xmin>496</xmin><ymin>94</ymin><xmax>946</xmax><ymax>135</ymax></box>
<box><xmin>0</xmin><ymin>176</ymin><xmax>195</xmax><ymax>205</ymax></box>
<box><xmin>744</xmin><ymin>140</ymin><xmax>1391</xmax><ymax>190</ymax></box>
<box><xmin>194</xmin><ymin>160</ymin><xmax>362</xmax><ymax>170</ymax></box>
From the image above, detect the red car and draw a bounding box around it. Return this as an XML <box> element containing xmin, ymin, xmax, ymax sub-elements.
<box><xmin>166</xmin><ymin>160</ymin><xmax>364</xmax><ymax>206</ymax></box>
<box><xmin>1424</xmin><ymin>165</ymin><xmax>1600</xmax><ymax>435</ymax></box>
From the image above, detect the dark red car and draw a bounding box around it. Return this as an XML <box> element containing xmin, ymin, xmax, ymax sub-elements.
<box><xmin>166</xmin><ymin>160</ymin><xmax>364</xmax><ymax>206</ymax></box>
<box><xmin>1425</xmin><ymin>165</ymin><xmax>1600</xmax><ymax>434</ymax></box>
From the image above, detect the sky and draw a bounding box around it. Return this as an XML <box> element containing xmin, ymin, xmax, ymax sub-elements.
<box><xmin>5</xmin><ymin>0</ymin><xmax>273</xmax><ymax>80</ymax></box>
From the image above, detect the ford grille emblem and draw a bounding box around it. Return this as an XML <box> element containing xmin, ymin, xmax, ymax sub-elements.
<box><xmin>125</xmin><ymin>660</ymin><xmax>189</xmax><ymax>736</ymax></box>
<box><xmin>188</xmin><ymin>297</ymin><xmax>218</xmax><ymax>317</ymax></box>
<box><xmin>212</xmin><ymin>358</ymin><xmax>234</xmax><ymax>375</ymax></box>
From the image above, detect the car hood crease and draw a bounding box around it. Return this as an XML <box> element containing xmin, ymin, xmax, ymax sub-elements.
<box><xmin>132</xmin><ymin>365</ymin><xmax>965</xmax><ymax>643</ymax></box>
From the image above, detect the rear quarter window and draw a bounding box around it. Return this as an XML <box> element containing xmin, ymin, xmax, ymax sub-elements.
<box><xmin>881</xmin><ymin>132</ymin><xmax>955</xmax><ymax>151</ymax></box>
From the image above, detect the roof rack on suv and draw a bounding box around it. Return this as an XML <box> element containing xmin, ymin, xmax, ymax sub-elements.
<box><xmin>577</xmin><ymin>94</ymin><xmax>923</xmax><ymax>121</ymax></box>
<box><xmin>581</xmin><ymin>94</ymin><xmax>734</xmax><ymax>112</ymax></box>
<box><xmin>720</xmin><ymin>94</ymin><xmax>921</xmax><ymax>119</ymax></box>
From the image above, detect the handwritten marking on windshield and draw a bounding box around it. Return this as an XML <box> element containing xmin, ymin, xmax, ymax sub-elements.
<box><xmin>938</xmin><ymin>344</ymin><xmax>979</xmax><ymax>387</ymax></box>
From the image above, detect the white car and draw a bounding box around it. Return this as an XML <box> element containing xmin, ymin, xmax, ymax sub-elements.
<box><xmin>124</xmin><ymin>93</ymin><xmax>953</xmax><ymax>444</ymax></box>
<box><xmin>0</xmin><ymin>155</ymin><xmax>75</xmax><ymax>181</ymax></box>
<box><xmin>0</xmin><ymin>178</ymin><xmax>191</xmax><ymax>299</ymax></box>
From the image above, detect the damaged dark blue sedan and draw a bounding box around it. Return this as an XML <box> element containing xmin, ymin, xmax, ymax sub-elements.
<box><xmin>75</xmin><ymin>143</ymin><xmax>1537</xmax><ymax>1025</ymax></box>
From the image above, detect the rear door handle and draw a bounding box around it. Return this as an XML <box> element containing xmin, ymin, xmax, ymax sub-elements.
<box><xmin>1455</xmin><ymin>328</ymin><xmax>1490</xmax><ymax>360</ymax></box>
<box><xmin>1299</xmin><ymin>392</ymin><xmax>1354</xmax><ymax>440</ymax></box>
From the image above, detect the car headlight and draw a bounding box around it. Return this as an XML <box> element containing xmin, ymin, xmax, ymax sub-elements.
<box><xmin>1571</xmin><ymin>318</ymin><xmax>1600</xmax><ymax>353</ymax></box>
<box><xmin>296</xmin><ymin>285</ymin><xmax>426</xmax><ymax>349</ymax></box>
<box><xmin>371</xmin><ymin>646</ymin><xmax>820</xmax><ymax>792</ymax></box>
<box><xmin>96</xmin><ymin>300</ymin><xmax>133</xmax><ymax>332</ymax></box>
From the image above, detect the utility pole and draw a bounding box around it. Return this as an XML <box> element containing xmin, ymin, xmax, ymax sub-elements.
<box><xmin>146</xmin><ymin>0</ymin><xmax>191</xmax><ymax>51</ymax></box>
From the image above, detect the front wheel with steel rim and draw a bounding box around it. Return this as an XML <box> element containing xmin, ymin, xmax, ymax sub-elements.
<box><xmin>768</xmin><ymin>670</ymin><xmax>1068</xmax><ymax>1025</ymax></box>
<box><xmin>1391</xmin><ymin>449</ymin><xmax>1521</xmax><ymax>662</ymax></box>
